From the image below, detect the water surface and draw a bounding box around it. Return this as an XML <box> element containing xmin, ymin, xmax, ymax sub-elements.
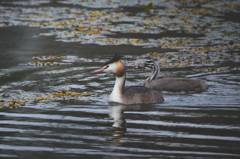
<box><xmin>0</xmin><ymin>0</ymin><xmax>240</xmax><ymax>158</ymax></box>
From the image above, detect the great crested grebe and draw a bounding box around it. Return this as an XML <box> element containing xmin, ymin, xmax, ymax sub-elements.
<box><xmin>143</xmin><ymin>60</ymin><xmax>208</xmax><ymax>92</ymax></box>
<box><xmin>90</xmin><ymin>54</ymin><xmax>164</xmax><ymax>104</ymax></box>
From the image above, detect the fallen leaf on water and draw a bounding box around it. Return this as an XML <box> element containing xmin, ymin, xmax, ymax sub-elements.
<box><xmin>81</xmin><ymin>93</ymin><xmax>91</xmax><ymax>96</ymax></box>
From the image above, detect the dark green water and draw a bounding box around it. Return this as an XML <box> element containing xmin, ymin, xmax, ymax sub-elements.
<box><xmin>0</xmin><ymin>1</ymin><xmax>240</xmax><ymax>158</ymax></box>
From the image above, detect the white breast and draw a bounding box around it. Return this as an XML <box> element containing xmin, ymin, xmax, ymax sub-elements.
<box><xmin>108</xmin><ymin>91</ymin><xmax>122</xmax><ymax>103</ymax></box>
<box><xmin>108</xmin><ymin>76</ymin><xmax>124</xmax><ymax>103</ymax></box>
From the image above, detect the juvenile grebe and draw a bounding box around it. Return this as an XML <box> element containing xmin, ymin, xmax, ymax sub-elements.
<box><xmin>91</xmin><ymin>54</ymin><xmax>164</xmax><ymax>104</ymax></box>
<box><xmin>143</xmin><ymin>60</ymin><xmax>208</xmax><ymax>92</ymax></box>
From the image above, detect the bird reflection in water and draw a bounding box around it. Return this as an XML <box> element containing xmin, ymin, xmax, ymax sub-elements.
<box><xmin>108</xmin><ymin>104</ymin><xmax>155</xmax><ymax>146</ymax></box>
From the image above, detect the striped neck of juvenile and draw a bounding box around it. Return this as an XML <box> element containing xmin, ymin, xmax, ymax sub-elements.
<box><xmin>146</xmin><ymin>62</ymin><xmax>160</xmax><ymax>82</ymax></box>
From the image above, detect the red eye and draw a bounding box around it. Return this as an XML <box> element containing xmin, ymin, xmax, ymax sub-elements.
<box><xmin>105</xmin><ymin>65</ymin><xmax>109</xmax><ymax>69</ymax></box>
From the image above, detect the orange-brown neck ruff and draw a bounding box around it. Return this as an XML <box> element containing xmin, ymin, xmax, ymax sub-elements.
<box><xmin>113</xmin><ymin>61</ymin><xmax>125</xmax><ymax>77</ymax></box>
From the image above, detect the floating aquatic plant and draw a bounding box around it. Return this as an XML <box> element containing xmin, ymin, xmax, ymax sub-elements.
<box><xmin>0</xmin><ymin>90</ymin><xmax>92</xmax><ymax>109</ymax></box>
<box><xmin>1</xmin><ymin>1</ymin><xmax>239</xmax><ymax>52</ymax></box>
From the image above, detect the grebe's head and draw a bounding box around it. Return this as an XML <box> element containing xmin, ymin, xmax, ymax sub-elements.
<box><xmin>143</xmin><ymin>60</ymin><xmax>160</xmax><ymax>81</ymax></box>
<box><xmin>143</xmin><ymin>60</ymin><xmax>157</xmax><ymax>69</ymax></box>
<box><xmin>90</xmin><ymin>54</ymin><xmax>125</xmax><ymax>77</ymax></box>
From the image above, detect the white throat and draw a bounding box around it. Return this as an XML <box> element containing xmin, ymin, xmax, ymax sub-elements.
<box><xmin>108</xmin><ymin>74</ymin><xmax>125</xmax><ymax>103</ymax></box>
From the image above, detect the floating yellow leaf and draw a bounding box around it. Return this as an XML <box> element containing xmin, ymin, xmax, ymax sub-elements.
<box><xmin>51</xmin><ymin>92</ymin><xmax>59</xmax><ymax>95</ymax></box>
<box><xmin>0</xmin><ymin>102</ymin><xmax>4</xmax><ymax>106</ymax></box>
<box><xmin>90</xmin><ymin>12</ymin><xmax>101</xmax><ymax>17</ymax></box>
<box><xmin>129</xmin><ymin>30</ymin><xmax>138</xmax><ymax>33</ymax></box>
<box><xmin>81</xmin><ymin>93</ymin><xmax>91</xmax><ymax>96</ymax></box>
<box><xmin>130</xmin><ymin>39</ymin><xmax>139</xmax><ymax>44</ymax></box>
<box><xmin>71</xmin><ymin>93</ymin><xmax>81</xmax><ymax>97</ymax></box>
<box><xmin>180</xmin><ymin>64</ymin><xmax>187</xmax><ymax>67</ymax></box>
<box><xmin>143</xmin><ymin>22</ymin><xmax>151</xmax><ymax>26</ymax></box>
<box><xmin>9</xmin><ymin>105</ymin><xmax>15</xmax><ymax>109</ymax></box>
<box><xmin>36</xmin><ymin>97</ymin><xmax>43</xmax><ymax>101</ymax></box>
<box><xmin>138</xmin><ymin>40</ymin><xmax>146</xmax><ymax>44</ymax></box>
<box><xmin>161</xmin><ymin>61</ymin><xmax>166</xmax><ymax>65</ymax></box>
<box><xmin>20</xmin><ymin>102</ymin><xmax>25</xmax><ymax>106</ymax></box>
<box><xmin>9</xmin><ymin>101</ymin><xmax>14</xmax><ymax>106</ymax></box>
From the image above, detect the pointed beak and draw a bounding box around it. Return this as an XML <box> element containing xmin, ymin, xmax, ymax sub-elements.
<box><xmin>139</xmin><ymin>63</ymin><xmax>146</xmax><ymax>69</ymax></box>
<box><xmin>90</xmin><ymin>67</ymin><xmax>105</xmax><ymax>73</ymax></box>
<box><xmin>134</xmin><ymin>65</ymin><xmax>145</xmax><ymax>69</ymax></box>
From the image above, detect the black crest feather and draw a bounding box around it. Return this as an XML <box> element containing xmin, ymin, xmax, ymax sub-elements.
<box><xmin>102</xmin><ymin>54</ymin><xmax>121</xmax><ymax>67</ymax></box>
